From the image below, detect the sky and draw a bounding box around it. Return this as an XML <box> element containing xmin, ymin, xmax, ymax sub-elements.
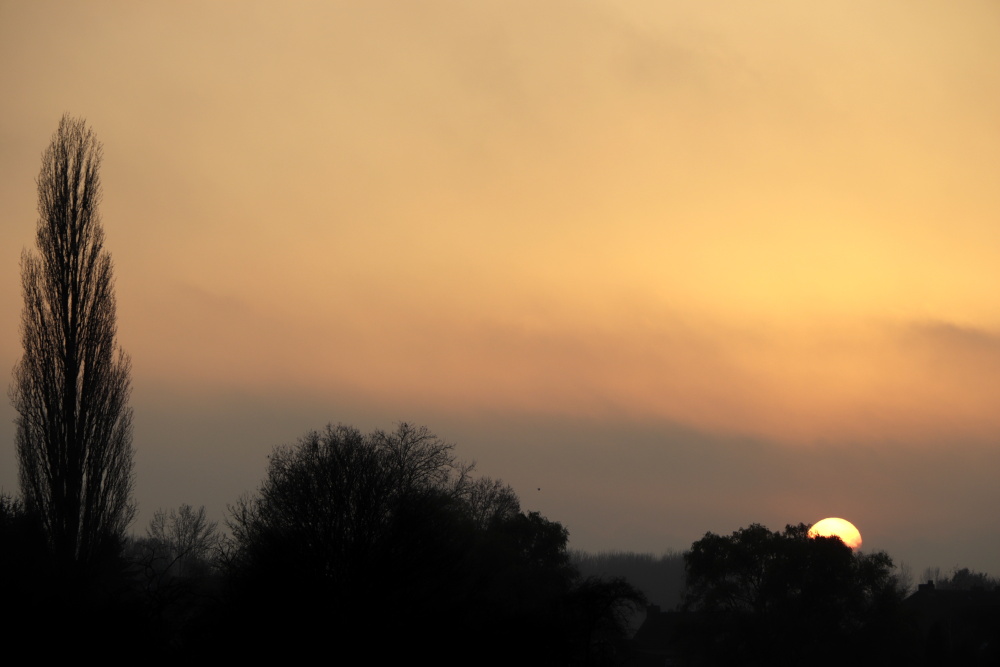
<box><xmin>2</xmin><ymin>1</ymin><xmax>1000</xmax><ymax>581</ymax></box>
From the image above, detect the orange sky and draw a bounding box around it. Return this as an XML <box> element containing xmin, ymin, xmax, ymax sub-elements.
<box><xmin>2</xmin><ymin>1</ymin><xmax>1000</xmax><ymax>576</ymax></box>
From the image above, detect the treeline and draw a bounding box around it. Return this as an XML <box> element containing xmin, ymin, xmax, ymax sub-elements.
<box><xmin>921</xmin><ymin>566</ymin><xmax>1000</xmax><ymax>591</ymax></box>
<box><xmin>630</xmin><ymin>524</ymin><xmax>1000</xmax><ymax>666</ymax></box>
<box><xmin>573</xmin><ymin>550</ymin><xmax>685</xmax><ymax>611</ymax></box>
<box><xmin>1</xmin><ymin>423</ymin><xmax>645</xmax><ymax>664</ymax></box>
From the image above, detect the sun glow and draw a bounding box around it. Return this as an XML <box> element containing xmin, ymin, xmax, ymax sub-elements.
<box><xmin>808</xmin><ymin>517</ymin><xmax>862</xmax><ymax>550</ymax></box>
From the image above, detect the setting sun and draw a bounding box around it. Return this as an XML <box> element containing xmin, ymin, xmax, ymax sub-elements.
<box><xmin>808</xmin><ymin>517</ymin><xmax>863</xmax><ymax>550</ymax></box>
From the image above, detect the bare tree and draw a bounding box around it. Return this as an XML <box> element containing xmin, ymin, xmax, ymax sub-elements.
<box><xmin>9</xmin><ymin>114</ymin><xmax>135</xmax><ymax>573</ymax></box>
<box><xmin>226</xmin><ymin>422</ymin><xmax>472</xmax><ymax>588</ymax></box>
<box><xmin>146</xmin><ymin>504</ymin><xmax>221</xmax><ymax>576</ymax></box>
<box><xmin>463</xmin><ymin>476</ymin><xmax>521</xmax><ymax>529</ymax></box>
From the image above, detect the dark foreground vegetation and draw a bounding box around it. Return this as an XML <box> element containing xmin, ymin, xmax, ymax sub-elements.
<box><xmin>628</xmin><ymin>524</ymin><xmax>1000</xmax><ymax>667</ymax></box>
<box><xmin>7</xmin><ymin>445</ymin><xmax>1000</xmax><ymax>666</ymax></box>
<box><xmin>1</xmin><ymin>423</ymin><xmax>645</xmax><ymax>664</ymax></box>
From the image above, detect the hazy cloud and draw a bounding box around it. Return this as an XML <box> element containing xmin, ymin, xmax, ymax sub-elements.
<box><xmin>2</xmin><ymin>0</ymin><xmax>1000</xmax><ymax>580</ymax></box>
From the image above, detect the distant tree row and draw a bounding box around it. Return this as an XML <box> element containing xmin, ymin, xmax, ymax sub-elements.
<box><xmin>921</xmin><ymin>566</ymin><xmax>1000</xmax><ymax>591</ymax></box>
<box><xmin>573</xmin><ymin>550</ymin><xmax>685</xmax><ymax>608</ymax></box>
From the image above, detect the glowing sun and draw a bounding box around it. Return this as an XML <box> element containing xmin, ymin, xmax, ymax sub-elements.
<box><xmin>808</xmin><ymin>517</ymin><xmax>862</xmax><ymax>550</ymax></box>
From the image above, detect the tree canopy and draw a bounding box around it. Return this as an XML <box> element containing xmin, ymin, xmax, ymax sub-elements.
<box><xmin>680</xmin><ymin>523</ymin><xmax>904</xmax><ymax>666</ymax></box>
<box><xmin>221</xmin><ymin>422</ymin><xmax>644</xmax><ymax>664</ymax></box>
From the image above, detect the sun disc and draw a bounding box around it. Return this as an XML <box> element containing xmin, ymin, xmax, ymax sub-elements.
<box><xmin>808</xmin><ymin>517</ymin><xmax>862</xmax><ymax>550</ymax></box>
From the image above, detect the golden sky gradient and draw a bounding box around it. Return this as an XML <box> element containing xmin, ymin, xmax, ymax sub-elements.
<box><xmin>2</xmin><ymin>1</ymin><xmax>1000</xmax><ymax>572</ymax></box>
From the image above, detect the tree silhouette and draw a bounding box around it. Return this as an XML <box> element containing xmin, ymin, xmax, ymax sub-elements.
<box><xmin>10</xmin><ymin>114</ymin><xmax>135</xmax><ymax>575</ymax></box>
<box><xmin>680</xmin><ymin>523</ymin><xmax>904</xmax><ymax>666</ymax></box>
<box><xmin>226</xmin><ymin>422</ymin><xmax>471</xmax><ymax>587</ymax></box>
<box><xmin>463</xmin><ymin>475</ymin><xmax>521</xmax><ymax>529</ymax></box>
<box><xmin>923</xmin><ymin>566</ymin><xmax>1000</xmax><ymax>591</ymax></box>
<box><xmin>222</xmin><ymin>422</ymin><xmax>645</xmax><ymax>664</ymax></box>
<box><xmin>221</xmin><ymin>423</ymin><xmax>477</xmax><ymax>658</ymax></box>
<box><xmin>143</xmin><ymin>504</ymin><xmax>220</xmax><ymax>577</ymax></box>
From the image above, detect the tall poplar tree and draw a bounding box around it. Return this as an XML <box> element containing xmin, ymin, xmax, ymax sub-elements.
<box><xmin>10</xmin><ymin>115</ymin><xmax>135</xmax><ymax>572</ymax></box>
